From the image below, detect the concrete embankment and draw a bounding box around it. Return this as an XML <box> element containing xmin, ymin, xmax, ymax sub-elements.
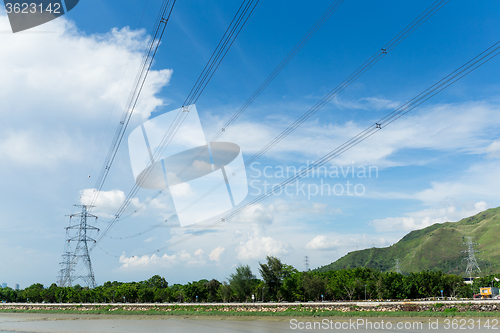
<box><xmin>1</xmin><ymin>300</ymin><xmax>500</xmax><ymax>313</ymax></box>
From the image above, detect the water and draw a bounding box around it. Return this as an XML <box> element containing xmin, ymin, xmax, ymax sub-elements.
<box><xmin>1</xmin><ymin>313</ymin><xmax>499</xmax><ymax>332</ymax></box>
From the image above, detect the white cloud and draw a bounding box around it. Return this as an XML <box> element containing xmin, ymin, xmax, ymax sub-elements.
<box><xmin>370</xmin><ymin>201</ymin><xmax>488</xmax><ymax>232</ymax></box>
<box><xmin>209</xmin><ymin>246</ymin><xmax>225</xmax><ymax>262</ymax></box>
<box><xmin>236</xmin><ymin>236</ymin><xmax>292</xmax><ymax>260</ymax></box>
<box><xmin>304</xmin><ymin>234</ymin><xmax>390</xmax><ymax>251</ymax></box>
<box><xmin>119</xmin><ymin>249</ymin><xmax>206</xmax><ymax>269</ymax></box>
<box><xmin>144</xmin><ymin>237</ymin><xmax>157</xmax><ymax>243</ymax></box>
<box><xmin>486</xmin><ymin>140</ymin><xmax>500</xmax><ymax>158</ymax></box>
<box><xmin>232</xmin><ymin>203</ymin><xmax>274</xmax><ymax>225</ymax></box>
<box><xmin>220</xmin><ymin>101</ymin><xmax>500</xmax><ymax>167</ymax></box>
<box><xmin>0</xmin><ymin>13</ymin><xmax>172</xmax><ymax>168</ymax></box>
<box><xmin>79</xmin><ymin>188</ymin><xmax>142</xmax><ymax>217</ymax></box>
<box><xmin>169</xmin><ymin>182</ymin><xmax>195</xmax><ymax>198</ymax></box>
<box><xmin>194</xmin><ymin>249</ymin><xmax>204</xmax><ymax>257</ymax></box>
<box><xmin>305</xmin><ymin>235</ymin><xmax>343</xmax><ymax>250</ymax></box>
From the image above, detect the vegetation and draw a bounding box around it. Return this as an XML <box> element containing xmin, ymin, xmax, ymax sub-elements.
<box><xmin>3</xmin><ymin>256</ymin><xmax>497</xmax><ymax>304</ymax></box>
<box><xmin>317</xmin><ymin>207</ymin><xmax>500</xmax><ymax>275</ymax></box>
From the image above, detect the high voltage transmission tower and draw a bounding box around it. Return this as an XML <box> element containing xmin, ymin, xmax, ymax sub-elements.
<box><xmin>462</xmin><ymin>236</ymin><xmax>481</xmax><ymax>279</ymax></box>
<box><xmin>57</xmin><ymin>251</ymin><xmax>73</xmax><ymax>287</ymax></box>
<box><xmin>304</xmin><ymin>256</ymin><xmax>310</xmax><ymax>271</ymax></box>
<box><xmin>57</xmin><ymin>205</ymin><xmax>99</xmax><ymax>288</ymax></box>
<box><xmin>394</xmin><ymin>259</ymin><xmax>403</xmax><ymax>274</ymax></box>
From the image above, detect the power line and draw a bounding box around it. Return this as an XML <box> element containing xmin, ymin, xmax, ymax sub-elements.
<box><xmin>87</xmin><ymin>0</ymin><xmax>152</xmax><ymax>180</ymax></box>
<box><xmin>103</xmin><ymin>0</ymin><xmax>345</xmax><ymax>242</ymax></box>
<box><xmin>96</xmin><ymin>0</ymin><xmax>452</xmax><ymax>256</ymax></box>
<box><xmin>88</xmin><ymin>0</ymin><xmax>177</xmax><ymax>210</ymax></box>
<box><xmin>64</xmin><ymin>0</ymin><xmax>177</xmax><ymax>279</ymax></box>
<box><xmin>175</xmin><ymin>0</ymin><xmax>345</xmax><ymax>179</ymax></box>
<box><xmin>93</xmin><ymin>0</ymin><xmax>259</xmax><ymax>248</ymax></box>
<box><xmin>133</xmin><ymin>39</ymin><xmax>500</xmax><ymax>256</ymax></box>
<box><xmin>174</xmin><ymin>0</ymin><xmax>450</xmax><ymax>216</ymax></box>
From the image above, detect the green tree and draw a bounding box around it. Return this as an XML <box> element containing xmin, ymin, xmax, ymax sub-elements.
<box><xmin>229</xmin><ymin>264</ymin><xmax>256</xmax><ymax>302</ymax></box>
<box><xmin>303</xmin><ymin>273</ymin><xmax>327</xmax><ymax>301</ymax></box>
<box><xmin>22</xmin><ymin>283</ymin><xmax>44</xmax><ymax>303</ymax></box>
<box><xmin>259</xmin><ymin>256</ymin><xmax>283</xmax><ymax>301</ymax></box>
<box><xmin>205</xmin><ymin>279</ymin><xmax>221</xmax><ymax>302</ymax></box>
<box><xmin>169</xmin><ymin>284</ymin><xmax>185</xmax><ymax>302</ymax></box>
<box><xmin>183</xmin><ymin>280</ymin><xmax>208</xmax><ymax>302</ymax></box>
<box><xmin>0</xmin><ymin>287</ymin><xmax>18</xmax><ymax>303</ymax></box>
<box><xmin>145</xmin><ymin>275</ymin><xmax>168</xmax><ymax>289</ymax></box>
<box><xmin>281</xmin><ymin>272</ymin><xmax>303</xmax><ymax>302</ymax></box>
<box><xmin>218</xmin><ymin>281</ymin><xmax>233</xmax><ymax>302</ymax></box>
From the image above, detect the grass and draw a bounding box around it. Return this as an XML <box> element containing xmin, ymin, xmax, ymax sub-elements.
<box><xmin>1</xmin><ymin>308</ymin><xmax>500</xmax><ymax>318</ymax></box>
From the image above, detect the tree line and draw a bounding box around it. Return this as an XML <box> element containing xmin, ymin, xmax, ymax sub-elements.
<box><xmin>1</xmin><ymin>256</ymin><xmax>494</xmax><ymax>303</ymax></box>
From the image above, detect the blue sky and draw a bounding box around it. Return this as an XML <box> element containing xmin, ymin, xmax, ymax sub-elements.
<box><xmin>1</xmin><ymin>0</ymin><xmax>500</xmax><ymax>288</ymax></box>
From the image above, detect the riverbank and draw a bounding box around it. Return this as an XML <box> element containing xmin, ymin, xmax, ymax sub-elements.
<box><xmin>1</xmin><ymin>312</ymin><xmax>500</xmax><ymax>333</ymax></box>
<box><xmin>1</xmin><ymin>300</ymin><xmax>500</xmax><ymax>317</ymax></box>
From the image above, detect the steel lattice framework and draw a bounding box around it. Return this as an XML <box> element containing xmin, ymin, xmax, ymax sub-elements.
<box><xmin>462</xmin><ymin>236</ymin><xmax>481</xmax><ymax>279</ymax></box>
<box><xmin>394</xmin><ymin>259</ymin><xmax>403</xmax><ymax>274</ymax></box>
<box><xmin>57</xmin><ymin>205</ymin><xmax>99</xmax><ymax>288</ymax></box>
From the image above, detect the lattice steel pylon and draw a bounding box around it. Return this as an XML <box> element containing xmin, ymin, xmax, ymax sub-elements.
<box><xmin>462</xmin><ymin>236</ymin><xmax>481</xmax><ymax>279</ymax></box>
<box><xmin>394</xmin><ymin>259</ymin><xmax>403</xmax><ymax>274</ymax></box>
<box><xmin>57</xmin><ymin>251</ymin><xmax>74</xmax><ymax>287</ymax></box>
<box><xmin>304</xmin><ymin>256</ymin><xmax>310</xmax><ymax>271</ymax></box>
<box><xmin>57</xmin><ymin>205</ymin><xmax>99</xmax><ymax>288</ymax></box>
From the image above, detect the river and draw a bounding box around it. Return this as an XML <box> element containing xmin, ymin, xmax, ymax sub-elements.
<box><xmin>1</xmin><ymin>313</ymin><xmax>499</xmax><ymax>332</ymax></box>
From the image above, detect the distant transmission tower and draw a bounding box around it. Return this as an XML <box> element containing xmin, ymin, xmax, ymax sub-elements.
<box><xmin>57</xmin><ymin>205</ymin><xmax>99</xmax><ymax>288</ymax></box>
<box><xmin>57</xmin><ymin>251</ymin><xmax>74</xmax><ymax>287</ymax></box>
<box><xmin>394</xmin><ymin>259</ymin><xmax>403</xmax><ymax>274</ymax></box>
<box><xmin>304</xmin><ymin>256</ymin><xmax>310</xmax><ymax>271</ymax></box>
<box><xmin>462</xmin><ymin>236</ymin><xmax>481</xmax><ymax>279</ymax></box>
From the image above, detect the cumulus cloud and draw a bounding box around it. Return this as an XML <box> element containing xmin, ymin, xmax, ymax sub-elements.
<box><xmin>79</xmin><ymin>188</ymin><xmax>142</xmax><ymax>217</ymax></box>
<box><xmin>236</xmin><ymin>236</ymin><xmax>292</xmax><ymax>260</ymax></box>
<box><xmin>370</xmin><ymin>201</ymin><xmax>488</xmax><ymax>232</ymax></box>
<box><xmin>0</xmin><ymin>13</ymin><xmax>172</xmax><ymax>168</ymax></box>
<box><xmin>169</xmin><ymin>182</ymin><xmax>195</xmax><ymax>198</ymax></box>
<box><xmin>305</xmin><ymin>235</ymin><xmax>344</xmax><ymax>250</ymax></box>
<box><xmin>304</xmin><ymin>234</ymin><xmax>390</xmax><ymax>251</ymax></box>
<box><xmin>119</xmin><ymin>250</ymin><xmax>206</xmax><ymax>269</ymax></box>
<box><xmin>209</xmin><ymin>246</ymin><xmax>225</xmax><ymax>262</ymax></box>
<box><xmin>233</xmin><ymin>203</ymin><xmax>274</xmax><ymax>224</ymax></box>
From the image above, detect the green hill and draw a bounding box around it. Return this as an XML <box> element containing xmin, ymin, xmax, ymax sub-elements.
<box><xmin>317</xmin><ymin>207</ymin><xmax>500</xmax><ymax>276</ymax></box>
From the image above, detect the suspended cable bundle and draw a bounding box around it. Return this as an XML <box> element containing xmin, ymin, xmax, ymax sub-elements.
<box><xmin>176</xmin><ymin>0</ymin><xmax>450</xmax><ymax>214</ymax></box>
<box><xmin>101</xmin><ymin>0</ymin><xmax>346</xmax><ymax>242</ymax></box>
<box><xmin>88</xmin><ymin>0</ymin><xmax>177</xmax><ymax>210</ymax></box>
<box><xmin>139</xmin><ymin>39</ymin><xmax>500</xmax><ymax>255</ymax></box>
<box><xmin>174</xmin><ymin>0</ymin><xmax>345</xmax><ymax>180</ymax></box>
<box><xmin>95</xmin><ymin>0</ymin><xmax>449</xmax><ymax>249</ymax></box>
<box><xmin>67</xmin><ymin>1</ymin><xmax>177</xmax><ymax>269</ymax></box>
<box><xmin>93</xmin><ymin>0</ymin><xmax>260</xmax><ymax>247</ymax></box>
